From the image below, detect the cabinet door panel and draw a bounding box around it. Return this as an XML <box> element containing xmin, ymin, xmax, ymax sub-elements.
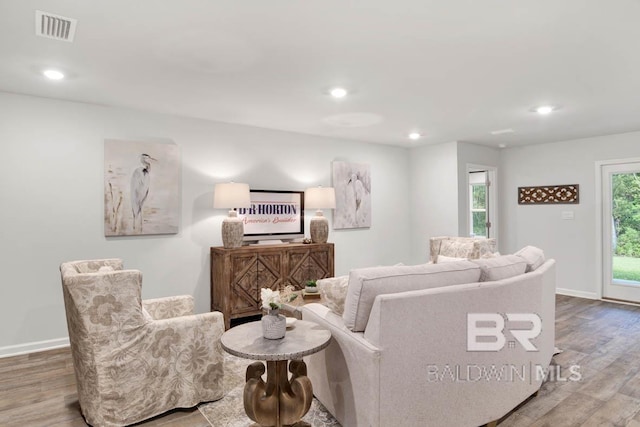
<box><xmin>287</xmin><ymin>249</ymin><xmax>312</xmax><ymax>288</ymax></box>
<box><xmin>211</xmin><ymin>244</ymin><xmax>334</xmax><ymax>329</ymax></box>
<box><xmin>257</xmin><ymin>253</ymin><xmax>283</xmax><ymax>291</ymax></box>
<box><xmin>308</xmin><ymin>249</ymin><xmax>332</xmax><ymax>280</ymax></box>
<box><xmin>230</xmin><ymin>254</ymin><xmax>259</xmax><ymax>314</ymax></box>
<box><xmin>286</xmin><ymin>246</ymin><xmax>333</xmax><ymax>286</ymax></box>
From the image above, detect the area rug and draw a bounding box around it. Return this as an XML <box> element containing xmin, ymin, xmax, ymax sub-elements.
<box><xmin>198</xmin><ymin>354</ymin><xmax>341</xmax><ymax>427</ymax></box>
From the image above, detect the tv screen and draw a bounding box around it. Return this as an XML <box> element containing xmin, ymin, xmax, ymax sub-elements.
<box><xmin>236</xmin><ymin>190</ymin><xmax>305</xmax><ymax>242</ymax></box>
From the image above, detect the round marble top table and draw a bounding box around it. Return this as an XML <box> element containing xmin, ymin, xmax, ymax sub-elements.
<box><xmin>221</xmin><ymin>320</ymin><xmax>331</xmax><ymax>361</ymax></box>
<box><xmin>221</xmin><ymin>320</ymin><xmax>331</xmax><ymax>427</ymax></box>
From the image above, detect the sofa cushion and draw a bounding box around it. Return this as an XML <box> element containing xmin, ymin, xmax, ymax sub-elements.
<box><xmin>481</xmin><ymin>251</ymin><xmax>501</xmax><ymax>259</ymax></box>
<box><xmin>436</xmin><ymin>255</ymin><xmax>467</xmax><ymax>263</ymax></box>
<box><xmin>515</xmin><ymin>246</ymin><xmax>546</xmax><ymax>272</ymax></box>
<box><xmin>471</xmin><ymin>255</ymin><xmax>527</xmax><ymax>282</ymax></box>
<box><xmin>318</xmin><ymin>275</ymin><xmax>349</xmax><ymax>316</ymax></box>
<box><xmin>343</xmin><ymin>261</ymin><xmax>481</xmax><ymax>332</ymax></box>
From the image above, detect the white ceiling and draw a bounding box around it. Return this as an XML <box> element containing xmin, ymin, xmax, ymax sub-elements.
<box><xmin>2</xmin><ymin>0</ymin><xmax>640</xmax><ymax>148</ymax></box>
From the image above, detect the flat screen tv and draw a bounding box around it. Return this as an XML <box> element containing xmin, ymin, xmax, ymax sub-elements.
<box><xmin>236</xmin><ymin>190</ymin><xmax>305</xmax><ymax>242</ymax></box>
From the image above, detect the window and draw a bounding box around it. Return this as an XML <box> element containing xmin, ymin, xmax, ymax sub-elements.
<box><xmin>469</xmin><ymin>171</ymin><xmax>488</xmax><ymax>237</ymax></box>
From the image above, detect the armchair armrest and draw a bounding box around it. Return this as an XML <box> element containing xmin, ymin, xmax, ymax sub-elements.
<box><xmin>93</xmin><ymin>310</ymin><xmax>227</xmax><ymax>413</ymax></box>
<box><xmin>143</xmin><ymin>295</ymin><xmax>195</xmax><ymax>320</ymax></box>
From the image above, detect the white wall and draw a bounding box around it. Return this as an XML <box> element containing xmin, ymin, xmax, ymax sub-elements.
<box><xmin>407</xmin><ymin>141</ymin><xmax>500</xmax><ymax>264</ymax></box>
<box><xmin>0</xmin><ymin>92</ymin><xmax>411</xmax><ymax>353</ymax></box>
<box><xmin>408</xmin><ymin>142</ymin><xmax>459</xmax><ymax>264</ymax></box>
<box><xmin>500</xmin><ymin>131</ymin><xmax>640</xmax><ymax>298</ymax></box>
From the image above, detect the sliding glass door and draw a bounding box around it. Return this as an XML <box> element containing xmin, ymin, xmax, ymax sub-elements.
<box><xmin>602</xmin><ymin>162</ymin><xmax>640</xmax><ymax>302</ymax></box>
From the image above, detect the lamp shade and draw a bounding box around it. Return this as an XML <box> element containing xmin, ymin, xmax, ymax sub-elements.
<box><xmin>213</xmin><ymin>182</ymin><xmax>251</xmax><ymax>209</ymax></box>
<box><xmin>304</xmin><ymin>186</ymin><xmax>336</xmax><ymax>209</ymax></box>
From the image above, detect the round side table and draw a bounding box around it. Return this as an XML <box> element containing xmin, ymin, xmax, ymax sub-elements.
<box><xmin>221</xmin><ymin>320</ymin><xmax>331</xmax><ymax>427</ymax></box>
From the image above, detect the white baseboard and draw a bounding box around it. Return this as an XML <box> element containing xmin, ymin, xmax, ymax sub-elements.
<box><xmin>556</xmin><ymin>287</ymin><xmax>599</xmax><ymax>300</ymax></box>
<box><xmin>0</xmin><ymin>337</ymin><xmax>70</xmax><ymax>359</ymax></box>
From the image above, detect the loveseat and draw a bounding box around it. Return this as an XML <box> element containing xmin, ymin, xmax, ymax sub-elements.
<box><xmin>301</xmin><ymin>247</ymin><xmax>555</xmax><ymax>427</ymax></box>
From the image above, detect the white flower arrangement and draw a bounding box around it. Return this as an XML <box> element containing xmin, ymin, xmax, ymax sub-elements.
<box><xmin>261</xmin><ymin>288</ymin><xmax>282</xmax><ymax>311</ymax></box>
<box><xmin>261</xmin><ymin>286</ymin><xmax>299</xmax><ymax>311</ymax></box>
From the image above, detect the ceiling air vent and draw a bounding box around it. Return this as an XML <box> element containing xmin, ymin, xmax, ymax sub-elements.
<box><xmin>35</xmin><ymin>10</ymin><xmax>77</xmax><ymax>42</ymax></box>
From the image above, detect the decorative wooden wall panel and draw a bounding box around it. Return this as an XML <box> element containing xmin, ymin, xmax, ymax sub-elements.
<box><xmin>518</xmin><ymin>184</ymin><xmax>579</xmax><ymax>205</ymax></box>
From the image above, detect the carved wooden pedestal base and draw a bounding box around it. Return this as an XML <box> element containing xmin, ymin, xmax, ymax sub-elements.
<box><xmin>244</xmin><ymin>359</ymin><xmax>313</xmax><ymax>427</ymax></box>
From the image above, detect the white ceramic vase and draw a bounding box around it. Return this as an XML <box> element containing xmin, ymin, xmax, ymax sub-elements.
<box><xmin>262</xmin><ymin>309</ymin><xmax>286</xmax><ymax>339</ymax></box>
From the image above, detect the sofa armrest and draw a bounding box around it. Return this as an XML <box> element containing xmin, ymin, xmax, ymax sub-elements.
<box><xmin>143</xmin><ymin>295</ymin><xmax>195</xmax><ymax>320</ymax></box>
<box><xmin>363</xmin><ymin>264</ymin><xmax>554</xmax><ymax>427</ymax></box>
<box><xmin>301</xmin><ymin>303</ymin><xmax>381</xmax><ymax>427</ymax></box>
<box><xmin>302</xmin><ymin>303</ymin><xmax>381</xmax><ymax>353</ymax></box>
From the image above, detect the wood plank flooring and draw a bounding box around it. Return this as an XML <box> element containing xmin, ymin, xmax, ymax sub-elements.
<box><xmin>1</xmin><ymin>295</ymin><xmax>640</xmax><ymax>426</ymax></box>
<box><xmin>500</xmin><ymin>295</ymin><xmax>640</xmax><ymax>426</ymax></box>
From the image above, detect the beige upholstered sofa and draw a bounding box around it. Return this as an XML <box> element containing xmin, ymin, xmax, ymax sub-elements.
<box><xmin>60</xmin><ymin>259</ymin><xmax>225</xmax><ymax>427</ymax></box>
<box><xmin>429</xmin><ymin>235</ymin><xmax>497</xmax><ymax>263</ymax></box>
<box><xmin>302</xmin><ymin>248</ymin><xmax>555</xmax><ymax>427</ymax></box>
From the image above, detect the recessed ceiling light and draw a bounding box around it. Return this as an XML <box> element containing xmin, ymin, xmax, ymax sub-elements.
<box><xmin>329</xmin><ymin>87</ymin><xmax>348</xmax><ymax>98</ymax></box>
<box><xmin>498</xmin><ymin>144</ymin><xmax>507</xmax><ymax>148</ymax></box>
<box><xmin>408</xmin><ymin>132</ymin><xmax>422</xmax><ymax>140</ymax></box>
<box><xmin>490</xmin><ymin>128</ymin><xmax>514</xmax><ymax>135</ymax></box>
<box><xmin>534</xmin><ymin>105</ymin><xmax>555</xmax><ymax>115</ymax></box>
<box><xmin>43</xmin><ymin>69</ymin><xmax>64</xmax><ymax>80</ymax></box>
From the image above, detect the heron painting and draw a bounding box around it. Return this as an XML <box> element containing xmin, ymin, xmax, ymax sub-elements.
<box><xmin>332</xmin><ymin>161</ymin><xmax>371</xmax><ymax>229</ymax></box>
<box><xmin>104</xmin><ymin>139</ymin><xmax>180</xmax><ymax>236</ymax></box>
<box><xmin>130</xmin><ymin>153</ymin><xmax>156</xmax><ymax>231</ymax></box>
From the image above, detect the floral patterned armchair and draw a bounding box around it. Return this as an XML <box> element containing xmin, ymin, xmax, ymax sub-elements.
<box><xmin>429</xmin><ymin>236</ymin><xmax>497</xmax><ymax>263</ymax></box>
<box><xmin>60</xmin><ymin>259</ymin><xmax>225</xmax><ymax>427</ymax></box>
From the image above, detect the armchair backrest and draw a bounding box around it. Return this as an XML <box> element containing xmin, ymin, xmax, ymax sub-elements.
<box><xmin>429</xmin><ymin>236</ymin><xmax>497</xmax><ymax>263</ymax></box>
<box><xmin>60</xmin><ymin>259</ymin><xmax>147</xmax><ymax>344</ymax></box>
<box><xmin>60</xmin><ymin>258</ymin><xmax>149</xmax><ymax>417</ymax></box>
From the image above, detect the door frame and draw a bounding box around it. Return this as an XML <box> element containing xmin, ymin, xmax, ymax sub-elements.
<box><xmin>595</xmin><ymin>157</ymin><xmax>640</xmax><ymax>300</ymax></box>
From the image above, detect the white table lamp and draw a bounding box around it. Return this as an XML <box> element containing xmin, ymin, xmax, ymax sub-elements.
<box><xmin>304</xmin><ymin>186</ymin><xmax>336</xmax><ymax>244</ymax></box>
<box><xmin>214</xmin><ymin>182</ymin><xmax>251</xmax><ymax>248</ymax></box>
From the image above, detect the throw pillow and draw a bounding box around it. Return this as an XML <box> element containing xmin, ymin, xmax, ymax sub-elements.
<box><xmin>98</xmin><ymin>266</ymin><xmax>114</xmax><ymax>272</ymax></box>
<box><xmin>515</xmin><ymin>246</ymin><xmax>546</xmax><ymax>272</ymax></box>
<box><xmin>480</xmin><ymin>251</ymin><xmax>501</xmax><ymax>259</ymax></box>
<box><xmin>437</xmin><ymin>255</ymin><xmax>467</xmax><ymax>263</ymax></box>
<box><xmin>471</xmin><ymin>255</ymin><xmax>527</xmax><ymax>282</ymax></box>
<box><xmin>439</xmin><ymin>240</ymin><xmax>475</xmax><ymax>258</ymax></box>
<box><xmin>473</xmin><ymin>239</ymin><xmax>497</xmax><ymax>259</ymax></box>
<box><xmin>317</xmin><ymin>275</ymin><xmax>349</xmax><ymax>316</ymax></box>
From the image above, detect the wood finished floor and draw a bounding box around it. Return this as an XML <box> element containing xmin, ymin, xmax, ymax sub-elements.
<box><xmin>2</xmin><ymin>295</ymin><xmax>640</xmax><ymax>426</ymax></box>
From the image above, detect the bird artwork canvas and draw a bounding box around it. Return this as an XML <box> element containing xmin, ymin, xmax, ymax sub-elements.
<box><xmin>104</xmin><ymin>139</ymin><xmax>180</xmax><ymax>236</ymax></box>
<box><xmin>332</xmin><ymin>161</ymin><xmax>371</xmax><ymax>229</ymax></box>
